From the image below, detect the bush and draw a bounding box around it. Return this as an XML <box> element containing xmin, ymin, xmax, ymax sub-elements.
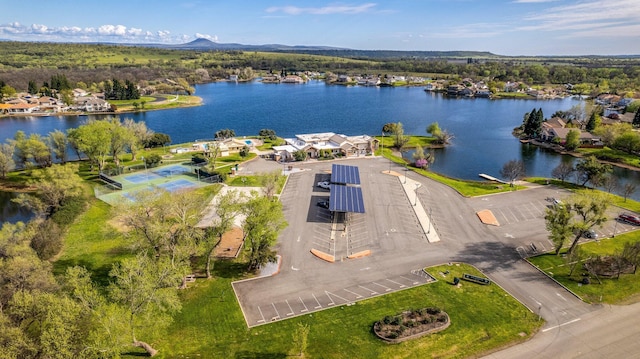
<box><xmin>239</xmin><ymin>145</ymin><xmax>250</xmax><ymax>157</ymax></box>
<box><xmin>51</xmin><ymin>195</ymin><xmax>87</xmax><ymax>227</ymax></box>
<box><xmin>214</xmin><ymin>169</ymin><xmax>228</xmax><ymax>182</ymax></box>
<box><xmin>145</xmin><ymin>154</ymin><xmax>162</xmax><ymax>168</ymax></box>
<box><xmin>30</xmin><ymin>219</ymin><xmax>63</xmax><ymax>260</ymax></box>
<box><xmin>192</xmin><ymin>153</ymin><xmax>207</xmax><ymax>164</ymax></box>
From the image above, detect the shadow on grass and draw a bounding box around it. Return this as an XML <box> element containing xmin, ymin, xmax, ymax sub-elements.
<box><xmin>212</xmin><ymin>260</ymin><xmax>251</xmax><ymax>279</ymax></box>
<box><xmin>53</xmin><ymin>258</ymin><xmax>114</xmax><ymax>287</ymax></box>
<box><xmin>234</xmin><ymin>351</ymin><xmax>287</xmax><ymax>359</ymax></box>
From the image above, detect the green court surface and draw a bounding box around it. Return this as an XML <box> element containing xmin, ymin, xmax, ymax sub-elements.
<box><xmin>95</xmin><ymin>163</ymin><xmax>210</xmax><ymax>205</ymax></box>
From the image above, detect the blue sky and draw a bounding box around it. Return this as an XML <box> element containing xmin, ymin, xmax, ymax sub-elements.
<box><xmin>2</xmin><ymin>0</ymin><xmax>639</xmax><ymax>55</ymax></box>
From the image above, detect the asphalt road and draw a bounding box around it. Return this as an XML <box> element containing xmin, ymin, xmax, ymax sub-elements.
<box><xmin>234</xmin><ymin>156</ymin><xmax>640</xmax><ymax>357</ymax></box>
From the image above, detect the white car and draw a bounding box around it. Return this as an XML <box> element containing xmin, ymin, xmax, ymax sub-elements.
<box><xmin>317</xmin><ymin>181</ymin><xmax>331</xmax><ymax>189</ymax></box>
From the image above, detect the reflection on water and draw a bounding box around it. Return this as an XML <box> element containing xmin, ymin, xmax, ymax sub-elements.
<box><xmin>0</xmin><ymin>191</ymin><xmax>34</xmax><ymax>224</ymax></box>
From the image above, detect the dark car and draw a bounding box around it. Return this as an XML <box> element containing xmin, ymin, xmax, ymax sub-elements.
<box><xmin>618</xmin><ymin>213</ymin><xmax>640</xmax><ymax>226</ymax></box>
<box><xmin>317</xmin><ymin>200</ymin><xmax>330</xmax><ymax>209</ymax></box>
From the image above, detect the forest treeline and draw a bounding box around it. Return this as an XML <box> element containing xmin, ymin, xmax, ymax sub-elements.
<box><xmin>1</xmin><ymin>41</ymin><xmax>640</xmax><ymax>95</ymax></box>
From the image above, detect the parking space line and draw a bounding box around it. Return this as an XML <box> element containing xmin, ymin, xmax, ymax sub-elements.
<box><xmin>271</xmin><ymin>303</ymin><xmax>281</xmax><ymax>320</ymax></box>
<box><xmin>285</xmin><ymin>300</ymin><xmax>294</xmax><ymax>316</ymax></box>
<box><xmin>372</xmin><ymin>282</ymin><xmax>392</xmax><ymax>292</ymax></box>
<box><xmin>399</xmin><ymin>275</ymin><xmax>419</xmax><ymax>285</ymax></box>
<box><xmin>358</xmin><ymin>285</ymin><xmax>378</xmax><ymax>295</ymax></box>
<box><xmin>343</xmin><ymin>288</ymin><xmax>363</xmax><ymax>299</ymax></box>
<box><xmin>497</xmin><ymin>209</ymin><xmax>511</xmax><ymax>225</ymax></box>
<box><xmin>325</xmin><ymin>292</ymin><xmax>335</xmax><ymax>306</ymax></box>
<box><xmin>326</xmin><ymin>291</ymin><xmax>349</xmax><ymax>303</ymax></box>
<box><xmin>311</xmin><ymin>293</ymin><xmax>322</xmax><ymax>309</ymax></box>
<box><xmin>298</xmin><ymin>297</ymin><xmax>309</xmax><ymax>312</ymax></box>
<box><xmin>257</xmin><ymin>306</ymin><xmax>266</xmax><ymax>323</ymax></box>
<box><xmin>386</xmin><ymin>278</ymin><xmax>406</xmax><ymax>288</ymax></box>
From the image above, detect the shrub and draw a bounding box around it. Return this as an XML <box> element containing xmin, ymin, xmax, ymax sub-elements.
<box><xmin>145</xmin><ymin>154</ymin><xmax>162</xmax><ymax>168</ymax></box>
<box><xmin>51</xmin><ymin>195</ymin><xmax>87</xmax><ymax>227</ymax></box>
<box><xmin>214</xmin><ymin>169</ymin><xmax>228</xmax><ymax>182</ymax></box>
<box><xmin>192</xmin><ymin>153</ymin><xmax>207</xmax><ymax>164</ymax></box>
<box><xmin>30</xmin><ymin>219</ymin><xmax>63</xmax><ymax>260</ymax></box>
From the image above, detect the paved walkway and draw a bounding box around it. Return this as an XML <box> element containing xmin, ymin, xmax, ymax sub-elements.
<box><xmin>382</xmin><ymin>170</ymin><xmax>440</xmax><ymax>243</ymax></box>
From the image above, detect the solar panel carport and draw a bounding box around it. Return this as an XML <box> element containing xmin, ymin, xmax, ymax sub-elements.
<box><xmin>331</xmin><ymin>164</ymin><xmax>361</xmax><ymax>185</ymax></box>
<box><xmin>329</xmin><ymin>184</ymin><xmax>365</xmax><ymax>213</ymax></box>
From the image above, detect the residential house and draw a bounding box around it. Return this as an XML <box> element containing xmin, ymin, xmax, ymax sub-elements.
<box><xmin>73</xmin><ymin>97</ymin><xmax>111</xmax><ymax>112</ymax></box>
<box><xmin>541</xmin><ymin>127</ymin><xmax>601</xmax><ymax>147</ymax></box>
<box><xmin>281</xmin><ymin>75</ymin><xmax>304</xmax><ymax>84</ymax></box>
<box><xmin>273</xmin><ymin>132</ymin><xmax>378</xmax><ymax>161</ymax></box>
<box><xmin>8</xmin><ymin>103</ymin><xmax>40</xmax><ymax>114</ymax></box>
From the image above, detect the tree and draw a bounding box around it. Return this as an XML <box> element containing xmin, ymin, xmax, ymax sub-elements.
<box><xmin>551</xmin><ymin>162</ymin><xmax>574</xmax><ymax>182</ymax></box>
<box><xmin>242</xmin><ymin>192</ymin><xmax>288</xmax><ymax>271</ymax></box>
<box><xmin>382</xmin><ymin>123</ymin><xmax>397</xmax><ymax>136</ymax></box>
<box><xmin>564</xmin><ymin>129</ymin><xmax>581</xmax><ymax>151</ymax></box>
<box><xmin>545</xmin><ymin>191</ymin><xmax>610</xmax><ymax>256</ymax></box>
<box><xmin>601</xmin><ymin>174</ymin><xmax>619</xmax><ymax>194</ymax></box>
<box><xmin>239</xmin><ymin>145</ymin><xmax>250</xmax><ymax>157</ymax></box>
<box><xmin>203</xmin><ymin>190</ymin><xmax>242</xmax><ymax>278</ymax></box>
<box><xmin>68</xmin><ymin>120</ymin><xmax>111</xmax><ymax>172</ymax></box>
<box><xmin>10</xmin><ymin>132</ymin><xmax>52</xmax><ymax>169</ymax></box>
<box><xmin>0</xmin><ymin>84</ymin><xmax>16</xmax><ymax>99</ymax></box>
<box><xmin>116</xmin><ymin>189</ymin><xmax>205</xmax><ymax>286</ymax></box>
<box><xmin>123</xmin><ymin>119</ymin><xmax>152</xmax><ymax>161</ymax></box>
<box><xmin>620</xmin><ymin>182</ymin><xmax>638</xmax><ymax>202</ymax></box>
<box><xmin>586</xmin><ymin>109</ymin><xmax>600</xmax><ymax>132</ymax></box>
<box><xmin>634</xmin><ymin>107</ymin><xmax>640</xmax><ymax>128</ymax></box>
<box><xmin>48</xmin><ymin>129</ymin><xmax>68</xmax><ymax>164</ymax></box>
<box><xmin>613</xmin><ymin>131</ymin><xmax>640</xmax><ymax>153</ymax></box>
<box><xmin>575</xmin><ymin>156</ymin><xmax>612</xmax><ymax>187</ymax></box>
<box><xmin>106</xmin><ymin>118</ymin><xmax>135</xmax><ymax>168</ymax></box>
<box><xmin>412</xmin><ymin>145</ymin><xmax>435</xmax><ymax>169</ymax></box>
<box><xmin>500</xmin><ymin>159</ymin><xmax>526</xmax><ymax>187</ymax></box>
<box><xmin>260</xmin><ymin>171</ymin><xmax>282</xmax><ymax>200</ymax></box>
<box><xmin>28</xmin><ymin>80</ymin><xmax>38</xmax><ymax>95</ymax></box>
<box><xmin>13</xmin><ymin>163</ymin><xmax>85</xmax><ymax>219</ymax></box>
<box><xmin>108</xmin><ymin>253</ymin><xmax>182</xmax><ymax>357</ymax></box>
<box><xmin>215</xmin><ymin>129</ymin><xmax>235</xmax><ymax>140</ymax></box>
<box><xmin>426</xmin><ymin>122</ymin><xmax>453</xmax><ymax>145</ymax></box>
<box><xmin>259</xmin><ymin>129</ymin><xmax>277</xmax><ymax>141</ymax></box>
<box><xmin>145</xmin><ymin>133</ymin><xmax>171</xmax><ymax>148</ymax></box>
<box><xmin>0</xmin><ymin>143</ymin><xmax>15</xmax><ymax>179</ymax></box>
<box><xmin>293</xmin><ymin>150</ymin><xmax>307</xmax><ymax>162</ymax></box>
<box><xmin>391</xmin><ymin>122</ymin><xmax>409</xmax><ymax>149</ymax></box>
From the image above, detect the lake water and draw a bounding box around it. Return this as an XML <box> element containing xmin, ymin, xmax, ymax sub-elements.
<box><xmin>2</xmin><ymin>80</ymin><xmax>640</xmax><ymax>223</ymax></box>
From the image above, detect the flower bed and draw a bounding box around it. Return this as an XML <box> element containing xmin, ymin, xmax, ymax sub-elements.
<box><xmin>373</xmin><ymin>307</ymin><xmax>450</xmax><ymax>343</ymax></box>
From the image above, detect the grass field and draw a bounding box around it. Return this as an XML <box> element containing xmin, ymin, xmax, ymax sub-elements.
<box><xmin>151</xmin><ymin>263</ymin><xmax>541</xmax><ymax>358</ymax></box>
<box><xmin>528</xmin><ymin>230</ymin><xmax>640</xmax><ymax>304</ymax></box>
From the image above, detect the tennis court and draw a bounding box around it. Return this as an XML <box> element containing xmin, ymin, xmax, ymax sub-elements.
<box><xmin>97</xmin><ymin>163</ymin><xmax>208</xmax><ymax>205</ymax></box>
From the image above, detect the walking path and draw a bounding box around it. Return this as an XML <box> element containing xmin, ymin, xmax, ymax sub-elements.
<box><xmin>383</xmin><ymin>170</ymin><xmax>440</xmax><ymax>243</ymax></box>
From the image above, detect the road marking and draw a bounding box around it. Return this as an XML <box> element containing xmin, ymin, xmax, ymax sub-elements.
<box><xmin>326</xmin><ymin>291</ymin><xmax>349</xmax><ymax>303</ymax></box>
<box><xmin>372</xmin><ymin>282</ymin><xmax>392</xmax><ymax>292</ymax></box>
<box><xmin>257</xmin><ymin>306</ymin><xmax>266</xmax><ymax>323</ymax></box>
<box><xmin>399</xmin><ymin>275</ymin><xmax>418</xmax><ymax>285</ymax></box>
<box><xmin>542</xmin><ymin>318</ymin><xmax>581</xmax><ymax>332</ymax></box>
<box><xmin>285</xmin><ymin>300</ymin><xmax>294</xmax><ymax>316</ymax></box>
<box><xmin>505</xmin><ymin>233</ymin><xmax>514</xmax><ymax>238</ymax></box>
<box><xmin>386</xmin><ymin>278</ymin><xmax>406</xmax><ymax>288</ymax></box>
<box><xmin>343</xmin><ymin>288</ymin><xmax>363</xmax><ymax>299</ymax></box>
<box><xmin>291</xmin><ymin>266</ymin><xmax>299</xmax><ymax>271</ymax></box>
<box><xmin>556</xmin><ymin>292</ymin><xmax>568</xmax><ymax>301</ymax></box>
<box><xmin>297</xmin><ymin>236</ymin><xmax>300</xmax><ymax>242</ymax></box>
<box><xmin>311</xmin><ymin>293</ymin><xmax>322</xmax><ymax>309</ymax></box>
<box><xmin>359</xmin><ymin>285</ymin><xmax>378</xmax><ymax>295</ymax></box>
<box><xmin>325</xmin><ymin>292</ymin><xmax>335</xmax><ymax>306</ymax></box>
<box><xmin>529</xmin><ymin>296</ymin><xmax>542</xmax><ymax>307</ymax></box>
<box><xmin>359</xmin><ymin>267</ymin><xmax>370</xmax><ymax>271</ymax></box>
<box><xmin>298</xmin><ymin>297</ymin><xmax>308</xmax><ymax>312</ymax></box>
<box><xmin>271</xmin><ymin>303</ymin><xmax>281</xmax><ymax>320</ymax></box>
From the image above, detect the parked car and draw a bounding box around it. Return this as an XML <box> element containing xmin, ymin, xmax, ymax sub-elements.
<box><xmin>618</xmin><ymin>213</ymin><xmax>640</xmax><ymax>226</ymax></box>
<box><xmin>583</xmin><ymin>229</ymin><xmax>598</xmax><ymax>239</ymax></box>
<box><xmin>317</xmin><ymin>181</ymin><xmax>331</xmax><ymax>189</ymax></box>
<box><xmin>317</xmin><ymin>200</ymin><xmax>330</xmax><ymax>209</ymax></box>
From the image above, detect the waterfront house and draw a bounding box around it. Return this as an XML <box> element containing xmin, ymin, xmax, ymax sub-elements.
<box><xmin>282</xmin><ymin>75</ymin><xmax>305</xmax><ymax>84</ymax></box>
<box><xmin>273</xmin><ymin>132</ymin><xmax>378</xmax><ymax>161</ymax></box>
<box><xmin>8</xmin><ymin>103</ymin><xmax>40</xmax><ymax>114</ymax></box>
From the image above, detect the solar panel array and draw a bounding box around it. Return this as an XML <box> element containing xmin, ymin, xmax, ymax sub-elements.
<box><xmin>329</xmin><ymin>184</ymin><xmax>365</xmax><ymax>213</ymax></box>
<box><xmin>331</xmin><ymin>164</ymin><xmax>361</xmax><ymax>185</ymax></box>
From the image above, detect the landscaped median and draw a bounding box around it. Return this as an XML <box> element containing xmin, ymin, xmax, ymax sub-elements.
<box><xmin>157</xmin><ymin>263</ymin><xmax>542</xmax><ymax>358</ymax></box>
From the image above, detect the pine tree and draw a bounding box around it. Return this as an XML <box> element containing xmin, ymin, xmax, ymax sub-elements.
<box><xmin>633</xmin><ymin>107</ymin><xmax>640</xmax><ymax>128</ymax></box>
<box><xmin>28</xmin><ymin>80</ymin><xmax>38</xmax><ymax>95</ymax></box>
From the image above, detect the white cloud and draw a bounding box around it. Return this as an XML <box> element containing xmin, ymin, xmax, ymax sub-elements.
<box><xmin>512</xmin><ymin>0</ymin><xmax>558</xmax><ymax>3</ymax></box>
<box><xmin>265</xmin><ymin>3</ymin><xmax>377</xmax><ymax>15</ymax></box>
<box><xmin>0</xmin><ymin>22</ymin><xmax>206</xmax><ymax>44</ymax></box>
<box><xmin>195</xmin><ymin>33</ymin><xmax>218</xmax><ymax>42</ymax></box>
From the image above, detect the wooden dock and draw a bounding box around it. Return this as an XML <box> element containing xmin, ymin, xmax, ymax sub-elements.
<box><xmin>478</xmin><ymin>173</ymin><xmax>508</xmax><ymax>184</ymax></box>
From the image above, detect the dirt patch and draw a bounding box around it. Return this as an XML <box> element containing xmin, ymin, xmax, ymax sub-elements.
<box><xmin>214</xmin><ymin>226</ymin><xmax>244</xmax><ymax>258</ymax></box>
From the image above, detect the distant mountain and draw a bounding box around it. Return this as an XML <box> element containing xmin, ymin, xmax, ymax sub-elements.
<box><xmin>164</xmin><ymin>38</ymin><xmax>347</xmax><ymax>52</ymax></box>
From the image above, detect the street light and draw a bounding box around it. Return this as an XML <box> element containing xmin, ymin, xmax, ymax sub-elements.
<box><xmin>414</xmin><ymin>183</ymin><xmax>419</xmax><ymax>206</ymax></box>
<box><xmin>404</xmin><ymin>164</ymin><xmax>408</xmax><ymax>184</ymax></box>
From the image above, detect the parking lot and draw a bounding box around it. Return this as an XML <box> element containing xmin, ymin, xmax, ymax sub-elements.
<box><xmin>233</xmin><ymin>157</ymin><xmax>640</xmax><ymax>329</ymax></box>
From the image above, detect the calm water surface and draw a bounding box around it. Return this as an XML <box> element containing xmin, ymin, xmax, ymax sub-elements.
<box><xmin>1</xmin><ymin>80</ymin><xmax>639</xmax><ymax>222</ymax></box>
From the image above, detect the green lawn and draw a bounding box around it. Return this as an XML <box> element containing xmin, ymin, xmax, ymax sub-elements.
<box><xmin>528</xmin><ymin>230</ymin><xmax>640</xmax><ymax>304</ymax></box>
<box><xmin>154</xmin><ymin>263</ymin><xmax>541</xmax><ymax>358</ymax></box>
